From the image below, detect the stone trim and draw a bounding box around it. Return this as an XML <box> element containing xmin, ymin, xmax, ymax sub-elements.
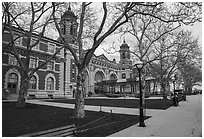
<box><xmin>4</xmin><ymin>68</ymin><xmax>21</xmax><ymax>93</ymax></box>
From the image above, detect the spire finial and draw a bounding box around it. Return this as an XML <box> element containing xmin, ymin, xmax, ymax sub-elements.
<box><xmin>123</xmin><ymin>36</ymin><xmax>126</xmax><ymax>43</ymax></box>
<box><xmin>68</xmin><ymin>2</ymin><xmax>71</xmax><ymax>10</ymax></box>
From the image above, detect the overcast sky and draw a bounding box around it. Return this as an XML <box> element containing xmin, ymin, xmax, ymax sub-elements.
<box><xmin>94</xmin><ymin>22</ymin><xmax>202</xmax><ymax>62</ymax></box>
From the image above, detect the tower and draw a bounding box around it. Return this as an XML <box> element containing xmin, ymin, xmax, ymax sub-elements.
<box><xmin>119</xmin><ymin>40</ymin><xmax>131</xmax><ymax>65</ymax></box>
<box><xmin>59</xmin><ymin>5</ymin><xmax>78</xmax><ymax>44</ymax></box>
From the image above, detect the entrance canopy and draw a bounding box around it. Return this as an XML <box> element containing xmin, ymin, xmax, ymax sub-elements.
<box><xmin>96</xmin><ymin>79</ymin><xmax>117</xmax><ymax>85</ymax></box>
<box><xmin>96</xmin><ymin>76</ymin><xmax>155</xmax><ymax>86</ymax></box>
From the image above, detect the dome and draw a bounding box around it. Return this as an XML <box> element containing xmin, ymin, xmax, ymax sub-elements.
<box><xmin>61</xmin><ymin>6</ymin><xmax>77</xmax><ymax>19</ymax></box>
<box><xmin>120</xmin><ymin>40</ymin><xmax>129</xmax><ymax>49</ymax></box>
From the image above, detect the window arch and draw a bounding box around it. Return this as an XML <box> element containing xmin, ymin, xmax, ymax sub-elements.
<box><xmin>46</xmin><ymin>77</ymin><xmax>54</xmax><ymax>90</ymax></box>
<box><xmin>94</xmin><ymin>71</ymin><xmax>105</xmax><ymax>82</ymax></box>
<box><xmin>110</xmin><ymin>73</ymin><xmax>117</xmax><ymax>80</ymax></box>
<box><xmin>45</xmin><ymin>73</ymin><xmax>56</xmax><ymax>90</ymax></box>
<box><xmin>4</xmin><ymin>68</ymin><xmax>21</xmax><ymax>93</ymax></box>
<box><xmin>29</xmin><ymin>76</ymin><xmax>37</xmax><ymax>89</ymax></box>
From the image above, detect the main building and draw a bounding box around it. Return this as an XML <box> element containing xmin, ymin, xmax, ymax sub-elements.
<box><xmin>2</xmin><ymin>7</ymin><xmax>156</xmax><ymax>100</ymax></box>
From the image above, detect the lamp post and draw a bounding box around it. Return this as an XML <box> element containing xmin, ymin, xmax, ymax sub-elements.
<box><xmin>182</xmin><ymin>81</ymin><xmax>186</xmax><ymax>101</ymax></box>
<box><xmin>135</xmin><ymin>60</ymin><xmax>146</xmax><ymax>127</ymax></box>
<box><xmin>172</xmin><ymin>74</ymin><xmax>178</xmax><ymax>106</ymax></box>
<box><xmin>64</xmin><ymin>50</ymin><xmax>67</xmax><ymax>98</ymax></box>
<box><xmin>172</xmin><ymin>76</ymin><xmax>175</xmax><ymax>98</ymax></box>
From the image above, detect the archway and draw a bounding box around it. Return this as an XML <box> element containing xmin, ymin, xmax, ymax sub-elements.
<box><xmin>94</xmin><ymin>71</ymin><xmax>105</xmax><ymax>83</ymax></box>
<box><xmin>110</xmin><ymin>73</ymin><xmax>117</xmax><ymax>80</ymax></box>
<box><xmin>109</xmin><ymin>73</ymin><xmax>117</xmax><ymax>93</ymax></box>
<box><xmin>4</xmin><ymin>68</ymin><xmax>21</xmax><ymax>94</ymax></box>
<box><xmin>94</xmin><ymin>70</ymin><xmax>105</xmax><ymax>94</ymax></box>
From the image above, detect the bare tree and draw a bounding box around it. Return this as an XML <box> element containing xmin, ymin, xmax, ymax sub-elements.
<box><xmin>104</xmin><ymin>2</ymin><xmax>201</xmax><ymax>99</ymax></box>
<box><xmin>2</xmin><ymin>2</ymin><xmax>64</xmax><ymax>107</ymax></box>
<box><xmin>149</xmin><ymin>29</ymin><xmax>201</xmax><ymax>96</ymax></box>
<box><xmin>178</xmin><ymin>61</ymin><xmax>201</xmax><ymax>95</ymax></box>
<box><xmin>52</xmin><ymin>2</ymin><xmax>139</xmax><ymax>118</ymax></box>
<box><xmin>52</xmin><ymin>2</ymin><xmax>201</xmax><ymax>118</ymax></box>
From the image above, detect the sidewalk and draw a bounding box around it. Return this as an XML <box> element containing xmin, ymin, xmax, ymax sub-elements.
<box><xmin>110</xmin><ymin>95</ymin><xmax>202</xmax><ymax>137</ymax></box>
<box><xmin>27</xmin><ymin>95</ymin><xmax>202</xmax><ymax>137</ymax></box>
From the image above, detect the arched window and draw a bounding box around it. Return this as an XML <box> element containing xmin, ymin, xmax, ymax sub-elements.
<box><xmin>47</xmin><ymin>77</ymin><xmax>54</xmax><ymax>90</ymax></box>
<box><xmin>7</xmin><ymin>73</ymin><xmax>18</xmax><ymax>91</ymax></box>
<box><xmin>94</xmin><ymin>71</ymin><xmax>104</xmax><ymax>82</ymax></box>
<box><xmin>122</xmin><ymin>52</ymin><xmax>125</xmax><ymax>59</ymax></box>
<box><xmin>29</xmin><ymin>76</ymin><xmax>37</xmax><ymax>89</ymax></box>
<box><xmin>110</xmin><ymin>74</ymin><xmax>117</xmax><ymax>80</ymax></box>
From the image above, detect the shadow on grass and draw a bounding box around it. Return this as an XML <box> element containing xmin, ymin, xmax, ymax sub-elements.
<box><xmin>75</xmin><ymin>113</ymin><xmax>146</xmax><ymax>137</ymax></box>
<box><xmin>2</xmin><ymin>102</ymin><xmax>150</xmax><ymax>137</ymax></box>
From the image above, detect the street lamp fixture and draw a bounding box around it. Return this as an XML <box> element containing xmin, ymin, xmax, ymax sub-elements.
<box><xmin>172</xmin><ymin>74</ymin><xmax>177</xmax><ymax>96</ymax></box>
<box><xmin>135</xmin><ymin>60</ymin><xmax>146</xmax><ymax>127</ymax></box>
<box><xmin>135</xmin><ymin>60</ymin><xmax>143</xmax><ymax>69</ymax></box>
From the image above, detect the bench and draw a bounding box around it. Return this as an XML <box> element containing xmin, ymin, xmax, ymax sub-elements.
<box><xmin>20</xmin><ymin>124</ymin><xmax>77</xmax><ymax>137</ymax></box>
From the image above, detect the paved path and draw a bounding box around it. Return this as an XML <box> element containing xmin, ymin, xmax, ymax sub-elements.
<box><xmin>27</xmin><ymin>95</ymin><xmax>202</xmax><ymax>137</ymax></box>
<box><xmin>110</xmin><ymin>95</ymin><xmax>202</xmax><ymax>137</ymax></box>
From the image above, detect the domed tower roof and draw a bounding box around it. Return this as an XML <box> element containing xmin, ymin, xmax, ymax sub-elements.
<box><xmin>61</xmin><ymin>5</ymin><xmax>77</xmax><ymax>19</ymax></box>
<box><xmin>120</xmin><ymin>40</ymin><xmax>129</xmax><ymax>49</ymax></box>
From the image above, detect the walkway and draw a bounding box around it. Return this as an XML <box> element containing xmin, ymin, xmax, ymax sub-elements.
<box><xmin>110</xmin><ymin>95</ymin><xmax>202</xmax><ymax>137</ymax></box>
<box><xmin>27</xmin><ymin>95</ymin><xmax>202</xmax><ymax>137</ymax></box>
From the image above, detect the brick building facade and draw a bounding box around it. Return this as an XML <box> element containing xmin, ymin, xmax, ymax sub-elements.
<box><xmin>2</xmin><ymin>7</ymin><xmax>159</xmax><ymax>100</ymax></box>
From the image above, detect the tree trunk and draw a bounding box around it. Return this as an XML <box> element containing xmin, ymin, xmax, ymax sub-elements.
<box><xmin>161</xmin><ymin>82</ymin><xmax>167</xmax><ymax>99</ymax></box>
<box><xmin>74</xmin><ymin>69</ymin><xmax>85</xmax><ymax>118</ymax></box>
<box><xmin>15</xmin><ymin>77</ymin><xmax>29</xmax><ymax>108</ymax></box>
<box><xmin>153</xmin><ymin>81</ymin><xmax>156</xmax><ymax>95</ymax></box>
<box><xmin>186</xmin><ymin>85</ymin><xmax>192</xmax><ymax>95</ymax></box>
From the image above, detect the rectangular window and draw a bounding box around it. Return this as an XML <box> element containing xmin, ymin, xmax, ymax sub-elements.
<box><xmin>29</xmin><ymin>57</ymin><xmax>37</xmax><ymax>68</ymax></box>
<box><xmin>47</xmin><ymin>82</ymin><xmax>54</xmax><ymax>90</ymax></box>
<box><xmin>72</xmin><ymin>63</ymin><xmax>75</xmax><ymax>70</ymax></box>
<box><xmin>31</xmin><ymin>38</ymin><xmax>39</xmax><ymax>50</ymax></box>
<box><xmin>14</xmin><ymin>34</ymin><xmax>21</xmax><ymax>46</ymax></box>
<box><xmin>47</xmin><ymin>61</ymin><xmax>54</xmax><ymax>71</ymax></box>
<box><xmin>9</xmin><ymin>55</ymin><xmax>18</xmax><ymax>66</ymax></box>
<box><xmin>22</xmin><ymin>36</ymin><xmax>28</xmax><ymax>47</ymax></box>
<box><xmin>29</xmin><ymin>82</ymin><xmax>36</xmax><ymax>89</ymax></box>
<box><xmin>72</xmin><ymin>72</ymin><xmax>75</xmax><ymax>79</ymax></box>
<box><xmin>72</xmin><ymin>63</ymin><xmax>75</xmax><ymax>78</ymax></box>
<box><xmin>48</xmin><ymin>43</ymin><xmax>55</xmax><ymax>53</ymax></box>
<box><xmin>122</xmin><ymin>73</ymin><xmax>126</xmax><ymax>79</ymax></box>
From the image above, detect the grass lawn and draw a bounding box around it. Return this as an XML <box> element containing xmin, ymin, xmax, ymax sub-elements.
<box><xmin>46</xmin><ymin>98</ymin><xmax>173</xmax><ymax>110</ymax></box>
<box><xmin>2</xmin><ymin>102</ymin><xmax>150</xmax><ymax>137</ymax></box>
